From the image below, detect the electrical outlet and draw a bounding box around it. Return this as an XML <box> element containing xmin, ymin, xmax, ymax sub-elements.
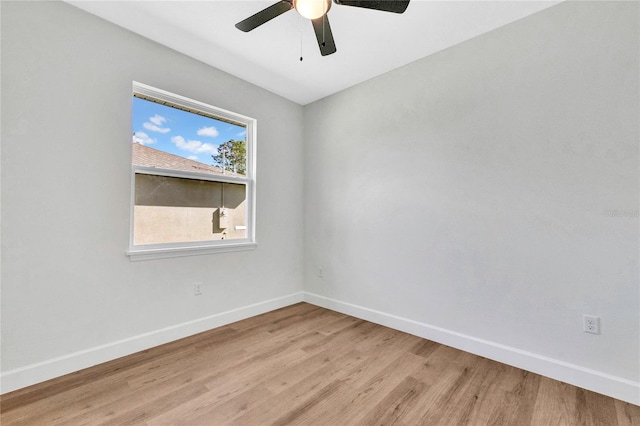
<box><xmin>583</xmin><ymin>315</ymin><xmax>600</xmax><ymax>334</ymax></box>
<box><xmin>194</xmin><ymin>282</ymin><xmax>203</xmax><ymax>296</ymax></box>
<box><xmin>317</xmin><ymin>267</ymin><xmax>324</xmax><ymax>278</ymax></box>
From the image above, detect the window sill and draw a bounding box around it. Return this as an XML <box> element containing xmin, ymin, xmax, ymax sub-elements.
<box><xmin>127</xmin><ymin>242</ymin><xmax>257</xmax><ymax>261</ymax></box>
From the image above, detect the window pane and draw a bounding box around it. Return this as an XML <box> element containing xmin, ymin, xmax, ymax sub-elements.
<box><xmin>129</xmin><ymin>83</ymin><xmax>256</xmax><ymax>256</ymax></box>
<box><xmin>132</xmin><ymin>96</ymin><xmax>247</xmax><ymax>176</ymax></box>
<box><xmin>133</xmin><ymin>174</ymin><xmax>247</xmax><ymax>245</ymax></box>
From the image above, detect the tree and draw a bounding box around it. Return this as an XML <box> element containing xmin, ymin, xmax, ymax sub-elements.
<box><xmin>212</xmin><ymin>139</ymin><xmax>246</xmax><ymax>175</ymax></box>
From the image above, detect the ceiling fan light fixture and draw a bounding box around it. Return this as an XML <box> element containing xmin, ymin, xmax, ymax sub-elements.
<box><xmin>294</xmin><ymin>0</ymin><xmax>332</xmax><ymax>20</ymax></box>
<box><xmin>235</xmin><ymin>0</ymin><xmax>410</xmax><ymax>57</ymax></box>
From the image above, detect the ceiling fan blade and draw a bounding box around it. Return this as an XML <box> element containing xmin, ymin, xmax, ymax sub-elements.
<box><xmin>311</xmin><ymin>15</ymin><xmax>337</xmax><ymax>56</ymax></box>
<box><xmin>235</xmin><ymin>1</ymin><xmax>293</xmax><ymax>32</ymax></box>
<box><xmin>333</xmin><ymin>0</ymin><xmax>409</xmax><ymax>14</ymax></box>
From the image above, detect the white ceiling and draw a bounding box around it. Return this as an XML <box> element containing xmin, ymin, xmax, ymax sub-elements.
<box><xmin>67</xmin><ymin>0</ymin><xmax>560</xmax><ymax>105</ymax></box>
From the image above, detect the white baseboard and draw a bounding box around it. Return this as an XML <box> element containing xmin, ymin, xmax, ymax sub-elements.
<box><xmin>0</xmin><ymin>292</ymin><xmax>305</xmax><ymax>395</ymax></box>
<box><xmin>303</xmin><ymin>292</ymin><xmax>640</xmax><ymax>406</ymax></box>
<box><xmin>3</xmin><ymin>291</ymin><xmax>638</xmax><ymax>406</ymax></box>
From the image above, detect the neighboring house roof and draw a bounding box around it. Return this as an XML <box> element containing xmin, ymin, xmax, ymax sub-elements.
<box><xmin>132</xmin><ymin>142</ymin><xmax>236</xmax><ymax>176</ymax></box>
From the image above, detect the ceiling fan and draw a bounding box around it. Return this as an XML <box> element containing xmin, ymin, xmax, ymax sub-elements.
<box><xmin>235</xmin><ymin>0</ymin><xmax>410</xmax><ymax>57</ymax></box>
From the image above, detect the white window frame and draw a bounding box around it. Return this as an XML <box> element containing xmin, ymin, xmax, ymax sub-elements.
<box><xmin>127</xmin><ymin>82</ymin><xmax>257</xmax><ymax>261</ymax></box>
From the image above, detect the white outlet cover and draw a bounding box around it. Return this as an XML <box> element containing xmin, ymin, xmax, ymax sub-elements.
<box><xmin>583</xmin><ymin>315</ymin><xmax>600</xmax><ymax>334</ymax></box>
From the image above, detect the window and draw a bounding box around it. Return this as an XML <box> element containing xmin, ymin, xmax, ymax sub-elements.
<box><xmin>128</xmin><ymin>82</ymin><xmax>256</xmax><ymax>260</ymax></box>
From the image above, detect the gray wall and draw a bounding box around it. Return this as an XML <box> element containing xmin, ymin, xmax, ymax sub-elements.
<box><xmin>304</xmin><ymin>0</ymin><xmax>639</xmax><ymax>384</ymax></box>
<box><xmin>1</xmin><ymin>0</ymin><xmax>304</xmax><ymax>373</ymax></box>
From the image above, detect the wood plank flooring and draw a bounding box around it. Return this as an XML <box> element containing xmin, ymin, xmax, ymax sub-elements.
<box><xmin>2</xmin><ymin>303</ymin><xmax>639</xmax><ymax>425</ymax></box>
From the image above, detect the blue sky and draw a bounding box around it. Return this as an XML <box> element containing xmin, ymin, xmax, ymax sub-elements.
<box><xmin>132</xmin><ymin>96</ymin><xmax>246</xmax><ymax>164</ymax></box>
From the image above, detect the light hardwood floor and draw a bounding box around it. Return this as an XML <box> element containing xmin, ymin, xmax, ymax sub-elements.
<box><xmin>1</xmin><ymin>303</ymin><xmax>639</xmax><ymax>425</ymax></box>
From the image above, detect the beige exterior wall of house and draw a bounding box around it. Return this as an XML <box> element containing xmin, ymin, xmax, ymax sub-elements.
<box><xmin>133</xmin><ymin>174</ymin><xmax>246</xmax><ymax>245</ymax></box>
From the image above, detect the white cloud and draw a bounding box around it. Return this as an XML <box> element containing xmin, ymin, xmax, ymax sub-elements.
<box><xmin>143</xmin><ymin>121</ymin><xmax>171</xmax><ymax>133</ymax></box>
<box><xmin>171</xmin><ymin>136</ymin><xmax>217</xmax><ymax>155</ymax></box>
<box><xmin>133</xmin><ymin>131</ymin><xmax>156</xmax><ymax>146</ymax></box>
<box><xmin>149</xmin><ymin>114</ymin><xmax>167</xmax><ymax>126</ymax></box>
<box><xmin>197</xmin><ymin>126</ymin><xmax>219</xmax><ymax>138</ymax></box>
<box><xmin>187</xmin><ymin>155</ymin><xmax>199</xmax><ymax>161</ymax></box>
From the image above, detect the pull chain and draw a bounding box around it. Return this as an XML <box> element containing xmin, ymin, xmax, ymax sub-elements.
<box><xmin>322</xmin><ymin>14</ymin><xmax>326</xmax><ymax>47</ymax></box>
<box><xmin>300</xmin><ymin>15</ymin><xmax>304</xmax><ymax>61</ymax></box>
